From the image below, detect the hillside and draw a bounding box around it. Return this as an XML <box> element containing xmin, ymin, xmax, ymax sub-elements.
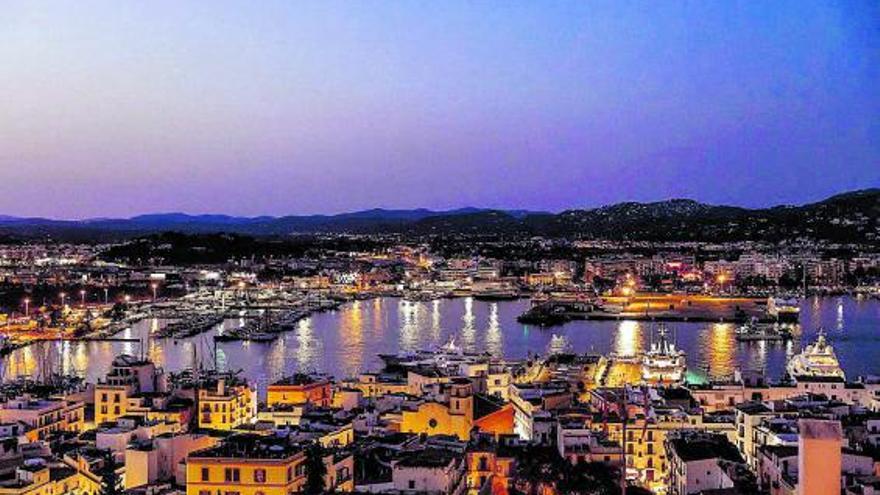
<box><xmin>0</xmin><ymin>189</ymin><xmax>877</xmax><ymax>243</ymax></box>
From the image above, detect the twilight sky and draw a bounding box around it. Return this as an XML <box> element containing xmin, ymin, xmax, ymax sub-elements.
<box><xmin>1</xmin><ymin>1</ymin><xmax>878</xmax><ymax>218</ymax></box>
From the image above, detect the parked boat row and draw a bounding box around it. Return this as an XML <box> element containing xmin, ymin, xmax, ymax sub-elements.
<box><xmin>155</xmin><ymin>314</ymin><xmax>224</xmax><ymax>339</ymax></box>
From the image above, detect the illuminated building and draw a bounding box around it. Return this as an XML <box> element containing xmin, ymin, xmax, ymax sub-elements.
<box><xmin>798</xmin><ymin>419</ymin><xmax>842</xmax><ymax>495</ymax></box>
<box><xmin>266</xmin><ymin>374</ymin><xmax>332</xmax><ymax>408</ymax></box>
<box><xmin>666</xmin><ymin>432</ymin><xmax>749</xmax><ymax>495</ymax></box>
<box><xmin>466</xmin><ymin>434</ymin><xmax>519</xmax><ymax>495</ymax></box>
<box><xmin>123</xmin><ymin>393</ymin><xmax>195</xmax><ymax>427</ymax></box>
<box><xmin>124</xmin><ymin>432</ymin><xmax>217</xmax><ymax>489</ymax></box>
<box><xmin>0</xmin><ymin>395</ymin><xmax>84</xmax><ymax>442</ymax></box>
<box><xmin>185</xmin><ymin>434</ymin><xmax>353</xmax><ymax>495</ymax></box>
<box><xmin>343</xmin><ymin>373</ymin><xmax>408</xmax><ymax>398</ymax></box>
<box><xmin>509</xmin><ymin>381</ymin><xmax>571</xmax><ymax>443</ymax></box>
<box><xmin>401</xmin><ymin>379</ymin><xmax>474</xmax><ymax>441</ymax></box>
<box><xmin>94</xmin><ymin>354</ymin><xmax>163</xmax><ymax>424</ymax></box>
<box><xmin>473</xmin><ymin>402</ymin><xmax>515</xmax><ymax>437</ymax></box>
<box><xmin>186</xmin><ymin>435</ymin><xmax>308</xmax><ymax>495</ymax></box>
<box><xmin>586</xmin><ymin>388</ymin><xmax>736</xmax><ymax>490</ymax></box>
<box><xmin>0</xmin><ymin>462</ymin><xmax>82</xmax><ymax>495</ymax></box>
<box><xmin>392</xmin><ymin>448</ymin><xmax>467</xmax><ymax>495</ymax></box>
<box><xmin>94</xmin><ymin>416</ymin><xmax>181</xmax><ymax>453</ymax></box>
<box><xmin>556</xmin><ymin>410</ymin><xmax>622</xmax><ymax>467</ymax></box>
<box><xmin>195</xmin><ymin>377</ymin><xmax>257</xmax><ymax>431</ymax></box>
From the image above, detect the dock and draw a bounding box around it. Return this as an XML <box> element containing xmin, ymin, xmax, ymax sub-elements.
<box><xmin>520</xmin><ymin>294</ymin><xmax>784</xmax><ymax>325</ymax></box>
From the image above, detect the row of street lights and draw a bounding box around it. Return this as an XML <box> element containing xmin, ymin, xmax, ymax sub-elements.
<box><xmin>20</xmin><ymin>284</ymin><xmax>159</xmax><ymax>315</ymax></box>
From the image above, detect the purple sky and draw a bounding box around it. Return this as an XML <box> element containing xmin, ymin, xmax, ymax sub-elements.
<box><xmin>1</xmin><ymin>1</ymin><xmax>878</xmax><ymax>218</ymax></box>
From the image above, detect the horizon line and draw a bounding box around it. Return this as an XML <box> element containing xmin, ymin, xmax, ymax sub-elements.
<box><xmin>1</xmin><ymin>187</ymin><xmax>876</xmax><ymax>223</ymax></box>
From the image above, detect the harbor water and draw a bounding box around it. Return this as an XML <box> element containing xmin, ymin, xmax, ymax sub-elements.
<box><xmin>1</xmin><ymin>296</ymin><xmax>878</xmax><ymax>395</ymax></box>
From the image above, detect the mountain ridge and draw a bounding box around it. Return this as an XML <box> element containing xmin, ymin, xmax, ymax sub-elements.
<box><xmin>0</xmin><ymin>189</ymin><xmax>877</xmax><ymax>242</ymax></box>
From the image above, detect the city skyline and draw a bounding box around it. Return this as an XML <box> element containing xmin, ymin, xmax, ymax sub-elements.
<box><xmin>2</xmin><ymin>1</ymin><xmax>878</xmax><ymax>218</ymax></box>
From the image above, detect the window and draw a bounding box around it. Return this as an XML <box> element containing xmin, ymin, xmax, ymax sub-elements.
<box><xmin>408</xmin><ymin>480</ymin><xmax>416</xmax><ymax>489</ymax></box>
<box><xmin>224</xmin><ymin>468</ymin><xmax>240</xmax><ymax>482</ymax></box>
<box><xmin>114</xmin><ymin>393</ymin><xmax>121</xmax><ymax>402</ymax></box>
<box><xmin>201</xmin><ymin>467</ymin><xmax>209</xmax><ymax>481</ymax></box>
<box><xmin>254</xmin><ymin>469</ymin><xmax>266</xmax><ymax>483</ymax></box>
<box><xmin>287</xmin><ymin>467</ymin><xmax>292</xmax><ymax>482</ymax></box>
<box><xmin>113</xmin><ymin>406</ymin><xmax>120</xmax><ymax>415</ymax></box>
<box><xmin>200</xmin><ymin>491</ymin><xmax>210</xmax><ymax>495</ymax></box>
<box><xmin>296</xmin><ymin>464</ymin><xmax>307</xmax><ymax>477</ymax></box>
<box><xmin>101</xmin><ymin>393</ymin><xmax>108</xmax><ymax>402</ymax></box>
<box><xmin>428</xmin><ymin>418</ymin><xmax>438</xmax><ymax>428</ymax></box>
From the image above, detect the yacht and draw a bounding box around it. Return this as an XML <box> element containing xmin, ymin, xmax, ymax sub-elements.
<box><xmin>768</xmin><ymin>297</ymin><xmax>800</xmax><ymax>323</ymax></box>
<box><xmin>472</xmin><ymin>282</ymin><xmax>519</xmax><ymax>300</ymax></box>
<box><xmin>377</xmin><ymin>336</ymin><xmax>490</xmax><ymax>371</ymax></box>
<box><xmin>641</xmin><ymin>326</ymin><xmax>687</xmax><ymax>384</ymax></box>
<box><xmin>735</xmin><ymin>319</ymin><xmax>791</xmax><ymax>342</ymax></box>
<box><xmin>787</xmin><ymin>331</ymin><xmax>845</xmax><ymax>380</ymax></box>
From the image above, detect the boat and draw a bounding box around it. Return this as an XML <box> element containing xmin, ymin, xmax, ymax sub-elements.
<box><xmin>245</xmin><ymin>332</ymin><xmax>278</xmax><ymax>343</ymax></box>
<box><xmin>517</xmin><ymin>304</ymin><xmax>570</xmax><ymax>326</ymax></box>
<box><xmin>472</xmin><ymin>282</ymin><xmax>519</xmax><ymax>300</ymax></box>
<box><xmin>768</xmin><ymin>297</ymin><xmax>800</xmax><ymax>323</ymax></box>
<box><xmin>377</xmin><ymin>336</ymin><xmax>490</xmax><ymax>372</ymax></box>
<box><xmin>735</xmin><ymin>319</ymin><xmax>791</xmax><ymax>342</ymax></box>
<box><xmin>787</xmin><ymin>330</ymin><xmax>845</xmax><ymax>381</ymax></box>
<box><xmin>641</xmin><ymin>326</ymin><xmax>687</xmax><ymax>384</ymax></box>
<box><xmin>547</xmin><ymin>334</ymin><xmax>573</xmax><ymax>355</ymax></box>
<box><xmin>402</xmin><ymin>290</ymin><xmax>437</xmax><ymax>302</ymax></box>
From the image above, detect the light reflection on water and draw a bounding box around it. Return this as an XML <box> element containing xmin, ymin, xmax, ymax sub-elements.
<box><xmin>698</xmin><ymin>323</ymin><xmax>736</xmax><ymax>380</ymax></box>
<box><xmin>614</xmin><ymin>321</ymin><xmax>643</xmax><ymax>358</ymax></box>
<box><xmin>460</xmin><ymin>297</ymin><xmax>476</xmax><ymax>352</ymax></box>
<box><xmin>486</xmin><ymin>303</ymin><xmax>502</xmax><ymax>356</ymax></box>
<box><xmin>1</xmin><ymin>297</ymin><xmax>878</xmax><ymax>396</ymax></box>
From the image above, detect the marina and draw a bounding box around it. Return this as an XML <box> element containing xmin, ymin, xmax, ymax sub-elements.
<box><xmin>1</xmin><ymin>295</ymin><xmax>876</xmax><ymax>393</ymax></box>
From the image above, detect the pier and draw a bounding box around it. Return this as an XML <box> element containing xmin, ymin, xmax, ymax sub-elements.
<box><xmin>520</xmin><ymin>294</ymin><xmax>782</xmax><ymax>325</ymax></box>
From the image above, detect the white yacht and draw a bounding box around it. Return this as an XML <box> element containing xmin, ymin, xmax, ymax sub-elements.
<box><xmin>768</xmin><ymin>297</ymin><xmax>800</xmax><ymax>323</ymax></box>
<box><xmin>787</xmin><ymin>331</ymin><xmax>845</xmax><ymax>380</ymax></box>
<box><xmin>641</xmin><ymin>326</ymin><xmax>687</xmax><ymax>384</ymax></box>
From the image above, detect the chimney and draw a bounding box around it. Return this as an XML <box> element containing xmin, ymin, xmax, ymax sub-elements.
<box><xmin>798</xmin><ymin>418</ymin><xmax>842</xmax><ymax>495</ymax></box>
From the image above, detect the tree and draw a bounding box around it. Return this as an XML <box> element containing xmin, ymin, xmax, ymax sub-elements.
<box><xmin>98</xmin><ymin>449</ymin><xmax>122</xmax><ymax>495</ymax></box>
<box><xmin>304</xmin><ymin>442</ymin><xmax>328</xmax><ymax>495</ymax></box>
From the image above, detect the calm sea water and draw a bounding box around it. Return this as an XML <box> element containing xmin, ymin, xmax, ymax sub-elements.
<box><xmin>2</xmin><ymin>296</ymin><xmax>878</xmax><ymax>395</ymax></box>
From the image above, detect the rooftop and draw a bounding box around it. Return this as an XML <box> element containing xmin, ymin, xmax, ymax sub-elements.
<box><xmin>668</xmin><ymin>434</ymin><xmax>744</xmax><ymax>463</ymax></box>
<box><xmin>394</xmin><ymin>448</ymin><xmax>458</xmax><ymax>469</ymax></box>
<box><xmin>189</xmin><ymin>434</ymin><xmax>302</xmax><ymax>460</ymax></box>
<box><xmin>271</xmin><ymin>374</ymin><xmax>330</xmax><ymax>386</ymax></box>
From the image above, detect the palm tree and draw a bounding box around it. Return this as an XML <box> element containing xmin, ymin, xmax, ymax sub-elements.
<box><xmin>98</xmin><ymin>449</ymin><xmax>122</xmax><ymax>495</ymax></box>
<box><xmin>304</xmin><ymin>442</ymin><xmax>328</xmax><ymax>494</ymax></box>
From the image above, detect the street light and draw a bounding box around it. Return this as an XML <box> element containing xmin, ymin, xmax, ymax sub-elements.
<box><xmin>716</xmin><ymin>273</ymin><xmax>728</xmax><ymax>295</ymax></box>
<box><xmin>151</xmin><ymin>283</ymin><xmax>158</xmax><ymax>301</ymax></box>
<box><xmin>23</xmin><ymin>298</ymin><xmax>30</xmax><ymax>316</ymax></box>
<box><xmin>104</xmin><ymin>288</ymin><xmax>109</xmax><ymax>304</ymax></box>
<box><xmin>80</xmin><ymin>290</ymin><xmax>86</xmax><ymax>307</ymax></box>
<box><xmin>59</xmin><ymin>292</ymin><xmax>66</xmax><ymax>307</ymax></box>
<box><xmin>124</xmin><ymin>294</ymin><xmax>131</xmax><ymax>308</ymax></box>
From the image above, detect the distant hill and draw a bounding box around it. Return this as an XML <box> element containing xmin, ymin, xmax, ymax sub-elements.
<box><xmin>0</xmin><ymin>189</ymin><xmax>878</xmax><ymax>243</ymax></box>
<box><xmin>534</xmin><ymin>189</ymin><xmax>880</xmax><ymax>242</ymax></box>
